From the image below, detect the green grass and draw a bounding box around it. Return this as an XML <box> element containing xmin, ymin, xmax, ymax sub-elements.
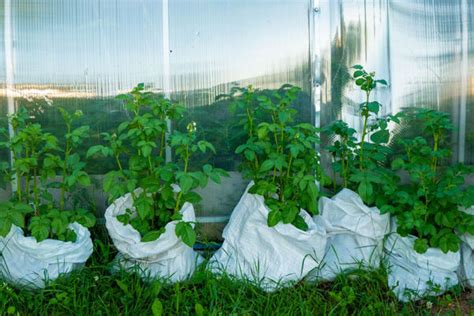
<box><xmin>0</xmin><ymin>227</ymin><xmax>472</xmax><ymax>315</ymax></box>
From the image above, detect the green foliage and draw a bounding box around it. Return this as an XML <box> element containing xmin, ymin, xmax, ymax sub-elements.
<box><xmin>223</xmin><ymin>84</ymin><xmax>326</xmax><ymax>230</ymax></box>
<box><xmin>88</xmin><ymin>84</ymin><xmax>227</xmax><ymax>246</ymax></box>
<box><xmin>382</xmin><ymin>108</ymin><xmax>474</xmax><ymax>254</ymax></box>
<box><xmin>0</xmin><ymin>107</ymin><xmax>95</xmax><ymax>242</ymax></box>
<box><xmin>324</xmin><ymin>66</ymin><xmax>400</xmax><ymax>206</ymax></box>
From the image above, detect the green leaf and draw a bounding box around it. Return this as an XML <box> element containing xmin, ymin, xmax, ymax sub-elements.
<box><xmin>0</xmin><ymin>218</ymin><xmax>12</xmax><ymax>237</ymax></box>
<box><xmin>306</xmin><ymin>181</ymin><xmax>319</xmax><ymax>201</ymax></box>
<box><xmin>367</xmin><ymin>102</ymin><xmax>381</xmax><ymax>114</ymax></box>
<box><xmin>72</xmin><ymin>210</ymin><xmax>96</xmax><ymax>228</ymax></box>
<box><xmin>179</xmin><ymin>174</ymin><xmax>194</xmax><ymax>193</ymax></box>
<box><xmin>353</xmin><ymin>70</ymin><xmax>364</xmax><ymax>78</ymax></box>
<box><xmin>134</xmin><ymin>195</ymin><xmax>153</xmax><ymax>220</ymax></box>
<box><xmin>260</xmin><ymin>160</ymin><xmax>275</xmax><ymax>172</ymax></box>
<box><xmin>29</xmin><ymin>217</ymin><xmax>51</xmax><ymax>242</ymax></box>
<box><xmin>87</xmin><ymin>145</ymin><xmax>107</xmax><ymax>158</ymax></box>
<box><xmin>355</xmin><ymin>78</ymin><xmax>365</xmax><ymax>86</ymax></box>
<box><xmin>437</xmin><ymin>233</ymin><xmax>460</xmax><ymax>254</ymax></box>
<box><xmin>244</xmin><ymin>149</ymin><xmax>255</xmax><ymax>161</ymax></box>
<box><xmin>195</xmin><ymin>303</ymin><xmax>205</xmax><ymax>316</ymax></box>
<box><xmin>77</xmin><ymin>172</ymin><xmax>91</xmax><ymax>186</ymax></box>
<box><xmin>358</xmin><ymin>181</ymin><xmax>373</xmax><ymax>203</ymax></box>
<box><xmin>370</xmin><ymin>130</ymin><xmax>389</xmax><ymax>144</ymax></box>
<box><xmin>391</xmin><ymin>158</ymin><xmax>405</xmax><ymax>170</ymax></box>
<box><xmin>292</xmin><ymin>215</ymin><xmax>309</xmax><ymax>231</ymax></box>
<box><xmin>9</xmin><ymin>210</ymin><xmax>25</xmax><ymax>228</ymax></box>
<box><xmin>267</xmin><ymin>210</ymin><xmax>281</xmax><ymax>227</ymax></box>
<box><xmin>175</xmin><ymin>221</ymin><xmax>196</xmax><ymax>247</ymax></box>
<box><xmin>142</xmin><ymin>230</ymin><xmax>163</xmax><ymax>242</ymax></box>
<box><xmin>414</xmin><ymin>238</ymin><xmax>429</xmax><ymax>254</ymax></box>
<box><xmin>152</xmin><ymin>299</ymin><xmax>163</xmax><ymax>316</ymax></box>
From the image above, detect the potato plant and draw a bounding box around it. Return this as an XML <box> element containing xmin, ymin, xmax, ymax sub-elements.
<box><xmin>324</xmin><ymin>66</ymin><xmax>401</xmax><ymax>206</ymax></box>
<box><xmin>0</xmin><ymin>107</ymin><xmax>95</xmax><ymax>242</ymax></box>
<box><xmin>224</xmin><ymin>84</ymin><xmax>327</xmax><ymax>231</ymax></box>
<box><xmin>88</xmin><ymin>84</ymin><xmax>227</xmax><ymax>246</ymax></box>
<box><xmin>382</xmin><ymin>108</ymin><xmax>474</xmax><ymax>253</ymax></box>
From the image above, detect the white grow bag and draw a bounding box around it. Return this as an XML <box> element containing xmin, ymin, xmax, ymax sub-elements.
<box><xmin>105</xmin><ymin>192</ymin><xmax>203</xmax><ymax>282</ymax></box>
<box><xmin>459</xmin><ymin>207</ymin><xmax>474</xmax><ymax>287</ymax></box>
<box><xmin>307</xmin><ymin>189</ymin><xmax>390</xmax><ymax>281</ymax></box>
<box><xmin>0</xmin><ymin>222</ymin><xmax>93</xmax><ymax>288</ymax></box>
<box><xmin>385</xmin><ymin>227</ymin><xmax>460</xmax><ymax>302</ymax></box>
<box><xmin>208</xmin><ymin>183</ymin><xmax>327</xmax><ymax>291</ymax></box>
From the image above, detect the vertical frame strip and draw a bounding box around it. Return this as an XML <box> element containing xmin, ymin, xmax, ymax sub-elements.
<box><xmin>162</xmin><ymin>0</ymin><xmax>172</xmax><ymax>162</ymax></box>
<box><xmin>4</xmin><ymin>0</ymin><xmax>16</xmax><ymax>192</ymax></box>
<box><xmin>459</xmin><ymin>0</ymin><xmax>468</xmax><ymax>162</ymax></box>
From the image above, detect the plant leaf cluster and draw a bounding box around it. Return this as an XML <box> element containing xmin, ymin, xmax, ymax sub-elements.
<box><xmin>0</xmin><ymin>107</ymin><xmax>95</xmax><ymax>241</ymax></box>
<box><xmin>382</xmin><ymin>108</ymin><xmax>474</xmax><ymax>253</ymax></box>
<box><xmin>224</xmin><ymin>84</ymin><xmax>327</xmax><ymax>230</ymax></box>
<box><xmin>324</xmin><ymin>65</ymin><xmax>400</xmax><ymax>206</ymax></box>
<box><xmin>87</xmin><ymin>84</ymin><xmax>227</xmax><ymax>246</ymax></box>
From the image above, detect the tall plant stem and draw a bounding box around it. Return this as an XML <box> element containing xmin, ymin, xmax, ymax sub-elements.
<box><xmin>25</xmin><ymin>148</ymin><xmax>30</xmax><ymax>203</ymax></box>
<box><xmin>60</xmin><ymin>124</ymin><xmax>71</xmax><ymax>210</ymax></box>
<box><xmin>16</xmin><ymin>169</ymin><xmax>21</xmax><ymax>202</ymax></box>
<box><xmin>286</xmin><ymin>155</ymin><xmax>293</xmax><ymax>179</ymax></box>
<box><xmin>247</xmin><ymin>108</ymin><xmax>254</xmax><ymax>138</ymax></box>
<box><xmin>359</xmin><ymin>91</ymin><xmax>371</xmax><ymax>170</ymax></box>
<box><xmin>159</xmin><ymin>130</ymin><xmax>166</xmax><ymax>158</ymax></box>
<box><xmin>431</xmin><ymin>133</ymin><xmax>439</xmax><ymax>179</ymax></box>
<box><xmin>174</xmin><ymin>144</ymin><xmax>189</xmax><ymax>212</ymax></box>
<box><xmin>33</xmin><ymin>166</ymin><xmax>39</xmax><ymax>212</ymax></box>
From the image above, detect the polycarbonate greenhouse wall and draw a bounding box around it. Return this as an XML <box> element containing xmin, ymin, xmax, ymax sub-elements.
<box><xmin>0</xmin><ymin>0</ymin><xmax>473</xmax><ymax>226</ymax></box>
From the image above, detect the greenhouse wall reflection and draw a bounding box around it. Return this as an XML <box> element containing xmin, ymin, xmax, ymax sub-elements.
<box><xmin>0</xmin><ymin>0</ymin><xmax>473</xmax><ymax>225</ymax></box>
<box><xmin>0</xmin><ymin>0</ymin><xmax>313</xmax><ymax>226</ymax></box>
<box><xmin>317</xmin><ymin>0</ymin><xmax>474</xmax><ymax>164</ymax></box>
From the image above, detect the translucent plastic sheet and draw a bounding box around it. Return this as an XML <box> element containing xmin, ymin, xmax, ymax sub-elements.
<box><xmin>316</xmin><ymin>0</ymin><xmax>474</xmax><ymax>164</ymax></box>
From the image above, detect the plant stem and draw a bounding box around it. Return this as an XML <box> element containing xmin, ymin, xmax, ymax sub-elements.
<box><xmin>174</xmin><ymin>144</ymin><xmax>189</xmax><ymax>212</ymax></box>
<box><xmin>286</xmin><ymin>155</ymin><xmax>293</xmax><ymax>179</ymax></box>
<box><xmin>60</xmin><ymin>124</ymin><xmax>71</xmax><ymax>210</ymax></box>
<box><xmin>33</xmin><ymin>166</ymin><xmax>39</xmax><ymax>213</ymax></box>
<box><xmin>247</xmin><ymin>108</ymin><xmax>254</xmax><ymax>138</ymax></box>
<box><xmin>359</xmin><ymin>91</ymin><xmax>371</xmax><ymax>170</ymax></box>
<box><xmin>16</xmin><ymin>170</ymin><xmax>22</xmax><ymax>202</ymax></box>
<box><xmin>115</xmin><ymin>153</ymin><xmax>123</xmax><ymax>172</ymax></box>
<box><xmin>159</xmin><ymin>130</ymin><xmax>166</xmax><ymax>158</ymax></box>
<box><xmin>342</xmin><ymin>153</ymin><xmax>348</xmax><ymax>188</ymax></box>
<box><xmin>431</xmin><ymin>133</ymin><xmax>439</xmax><ymax>179</ymax></box>
<box><xmin>25</xmin><ymin>148</ymin><xmax>30</xmax><ymax>203</ymax></box>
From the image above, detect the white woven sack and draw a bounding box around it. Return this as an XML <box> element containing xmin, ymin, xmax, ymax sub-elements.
<box><xmin>385</xmin><ymin>228</ymin><xmax>460</xmax><ymax>302</ymax></box>
<box><xmin>308</xmin><ymin>189</ymin><xmax>390</xmax><ymax>281</ymax></box>
<box><xmin>459</xmin><ymin>207</ymin><xmax>474</xmax><ymax>287</ymax></box>
<box><xmin>0</xmin><ymin>222</ymin><xmax>93</xmax><ymax>288</ymax></box>
<box><xmin>208</xmin><ymin>183</ymin><xmax>327</xmax><ymax>291</ymax></box>
<box><xmin>105</xmin><ymin>192</ymin><xmax>203</xmax><ymax>282</ymax></box>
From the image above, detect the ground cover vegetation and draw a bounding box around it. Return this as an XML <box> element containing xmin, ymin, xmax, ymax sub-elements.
<box><xmin>0</xmin><ymin>227</ymin><xmax>472</xmax><ymax>316</ymax></box>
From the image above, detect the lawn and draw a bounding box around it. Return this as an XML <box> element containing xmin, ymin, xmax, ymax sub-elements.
<box><xmin>1</xmin><ymin>227</ymin><xmax>472</xmax><ymax>316</ymax></box>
